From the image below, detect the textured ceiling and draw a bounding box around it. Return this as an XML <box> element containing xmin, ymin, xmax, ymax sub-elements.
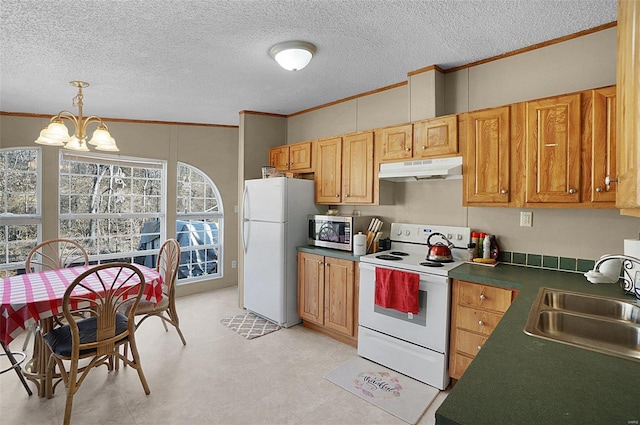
<box><xmin>0</xmin><ymin>0</ymin><xmax>617</xmax><ymax>126</ymax></box>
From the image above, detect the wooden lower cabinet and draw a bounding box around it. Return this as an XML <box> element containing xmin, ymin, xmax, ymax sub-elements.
<box><xmin>297</xmin><ymin>252</ymin><xmax>358</xmax><ymax>347</ymax></box>
<box><xmin>449</xmin><ymin>279</ymin><xmax>517</xmax><ymax>380</ymax></box>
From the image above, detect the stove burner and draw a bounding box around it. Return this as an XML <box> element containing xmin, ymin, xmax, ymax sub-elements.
<box><xmin>389</xmin><ymin>251</ymin><xmax>409</xmax><ymax>256</ymax></box>
<box><xmin>420</xmin><ymin>261</ymin><xmax>444</xmax><ymax>267</ymax></box>
<box><xmin>425</xmin><ymin>258</ymin><xmax>454</xmax><ymax>263</ymax></box>
<box><xmin>376</xmin><ymin>254</ymin><xmax>403</xmax><ymax>261</ymax></box>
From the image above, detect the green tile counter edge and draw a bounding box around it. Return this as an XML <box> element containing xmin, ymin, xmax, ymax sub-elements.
<box><xmin>297</xmin><ymin>245</ymin><xmax>362</xmax><ymax>262</ymax></box>
<box><xmin>436</xmin><ymin>263</ymin><xmax>640</xmax><ymax>425</ymax></box>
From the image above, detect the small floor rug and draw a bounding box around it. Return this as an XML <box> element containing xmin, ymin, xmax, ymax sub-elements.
<box><xmin>324</xmin><ymin>357</ymin><xmax>439</xmax><ymax>425</ymax></box>
<box><xmin>220</xmin><ymin>312</ymin><xmax>281</xmax><ymax>340</ymax></box>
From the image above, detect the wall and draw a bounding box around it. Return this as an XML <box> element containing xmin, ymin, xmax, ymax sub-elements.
<box><xmin>0</xmin><ymin>114</ymin><xmax>240</xmax><ymax>296</ymax></box>
<box><xmin>283</xmin><ymin>26</ymin><xmax>640</xmax><ymax>261</ymax></box>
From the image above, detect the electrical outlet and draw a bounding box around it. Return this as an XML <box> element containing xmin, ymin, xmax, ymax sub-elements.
<box><xmin>231</xmin><ymin>260</ymin><xmax>237</xmax><ymax>269</ymax></box>
<box><xmin>520</xmin><ymin>211</ymin><xmax>533</xmax><ymax>227</ymax></box>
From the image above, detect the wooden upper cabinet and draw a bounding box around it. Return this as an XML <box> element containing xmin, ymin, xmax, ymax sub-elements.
<box><xmin>269</xmin><ymin>146</ymin><xmax>290</xmax><ymax>171</ymax></box>
<box><xmin>525</xmin><ymin>93</ymin><xmax>582</xmax><ymax>204</ymax></box>
<box><xmin>315</xmin><ymin>137</ymin><xmax>343</xmax><ymax>204</ymax></box>
<box><xmin>591</xmin><ymin>87</ymin><xmax>617</xmax><ymax>203</ymax></box>
<box><xmin>413</xmin><ymin>115</ymin><xmax>458</xmax><ymax>158</ymax></box>
<box><xmin>289</xmin><ymin>141</ymin><xmax>313</xmax><ymax>171</ymax></box>
<box><xmin>342</xmin><ymin>132</ymin><xmax>374</xmax><ymax>204</ymax></box>
<box><xmin>269</xmin><ymin>141</ymin><xmax>312</xmax><ymax>172</ymax></box>
<box><xmin>616</xmin><ymin>0</ymin><xmax>640</xmax><ymax>215</ymax></box>
<box><xmin>464</xmin><ymin>106</ymin><xmax>511</xmax><ymax>205</ymax></box>
<box><xmin>376</xmin><ymin>124</ymin><xmax>413</xmax><ymax>161</ymax></box>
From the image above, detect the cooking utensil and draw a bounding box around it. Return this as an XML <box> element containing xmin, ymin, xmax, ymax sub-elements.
<box><xmin>426</xmin><ymin>232</ymin><xmax>454</xmax><ymax>262</ymax></box>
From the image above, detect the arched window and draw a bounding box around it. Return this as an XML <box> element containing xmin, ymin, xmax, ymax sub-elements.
<box><xmin>176</xmin><ymin>162</ymin><xmax>223</xmax><ymax>282</ymax></box>
<box><xmin>0</xmin><ymin>148</ymin><xmax>40</xmax><ymax>277</ymax></box>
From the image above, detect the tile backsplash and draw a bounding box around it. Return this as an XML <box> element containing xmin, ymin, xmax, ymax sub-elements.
<box><xmin>498</xmin><ymin>251</ymin><xmax>595</xmax><ymax>273</ymax></box>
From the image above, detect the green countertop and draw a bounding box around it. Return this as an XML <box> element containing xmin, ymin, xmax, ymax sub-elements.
<box><xmin>436</xmin><ymin>263</ymin><xmax>640</xmax><ymax>425</ymax></box>
<box><xmin>297</xmin><ymin>245</ymin><xmax>363</xmax><ymax>262</ymax></box>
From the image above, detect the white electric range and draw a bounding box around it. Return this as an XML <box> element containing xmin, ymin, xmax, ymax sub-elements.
<box><xmin>357</xmin><ymin>223</ymin><xmax>470</xmax><ymax>390</ymax></box>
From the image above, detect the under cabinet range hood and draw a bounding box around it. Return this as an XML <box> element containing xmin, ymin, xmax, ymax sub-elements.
<box><xmin>378</xmin><ymin>156</ymin><xmax>463</xmax><ymax>182</ymax></box>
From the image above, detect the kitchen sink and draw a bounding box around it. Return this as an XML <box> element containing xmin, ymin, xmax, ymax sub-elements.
<box><xmin>525</xmin><ymin>288</ymin><xmax>640</xmax><ymax>362</ymax></box>
<box><xmin>541</xmin><ymin>290</ymin><xmax>640</xmax><ymax>324</ymax></box>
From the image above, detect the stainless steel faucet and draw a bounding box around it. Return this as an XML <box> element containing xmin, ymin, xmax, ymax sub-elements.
<box><xmin>593</xmin><ymin>254</ymin><xmax>640</xmax><ymax>299</ymax></box>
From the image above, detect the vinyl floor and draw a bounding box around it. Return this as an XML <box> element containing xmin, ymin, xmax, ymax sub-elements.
<box><xmin>0</xmin><ymin>286</ymin><xmax>448</xmax><ymax>424</ymax></box>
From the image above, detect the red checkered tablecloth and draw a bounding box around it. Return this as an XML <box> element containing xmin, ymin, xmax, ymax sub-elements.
<box><xmin>0</xmin><ymin>264</ymin><xmax>164</xmax><ymax>345</ymax></box>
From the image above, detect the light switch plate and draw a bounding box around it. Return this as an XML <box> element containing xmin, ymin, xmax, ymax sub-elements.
<box><xmin>520</xmin><ymin>211</ymin><xmax>533</xmax><ymax>227</ymax></box>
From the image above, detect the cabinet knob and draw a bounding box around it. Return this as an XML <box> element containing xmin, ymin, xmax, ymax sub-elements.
<box><xmin>317</xmin><ymin>261</ymin><xmax>323</xmax><ymax>264</ymax></box>
<box><xmin>335</xmin><ymin>194</ymin><xmax>340</xmax><ymax>198</ymax></box>
<box><xmin>421</xmin><ymin>146</ymin><xmax>427</xmax><ymax>150</ymax></box>
<box><xmin>595</xmin><ymin>187</ymin><xmax>603</xmax><ymax>193</ymax></box>
<box><xmin>477</xmin><ymin>345</ymin><xmax>482</xmax><ymax>351</ymax></box>
<box><xmin>500</xmin><ymin>189</ymin><xmax>508</xmax><ymax>194</ymax></box>
<box><xmin>568</xmin><ymin>188</ymin><xmax>577</xmax><ymax>194</ymax></box>
<box><xmin>478</xmin><ymin>320</ymin><xmax>485</xmax><ymax>326</ymax></box>
<box><xmin>479</xmin><ymin>294</ymin><xmax>486</xmax><ymax>301</ymax></box>
<box><xmin>405</xmin><ymin>147</ymin><xmax>411</xmax><ymax>151</ymax></box>
<box><xmin>605</xmin><ymin>175</ymin><xmax>618</xmax><ymax>186</ymax></box>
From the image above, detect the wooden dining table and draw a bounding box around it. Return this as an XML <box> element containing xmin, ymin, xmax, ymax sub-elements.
<box><xmin>0</xmin><ymin>264</ymin><xmax>164</xmax><ymax>397</ymax></box>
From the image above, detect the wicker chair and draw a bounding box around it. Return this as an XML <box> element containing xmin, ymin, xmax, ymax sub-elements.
<box><xmin>42</xmin><ymin>263</ymin><xmax>150</xmax><ymax>425</ymax></box>
<box><xmin>22</xmin><ymin>239</ymin><xmax>89</xmax><ymax>351</ymax></box>
<box><xmin>1</xmin><ymin>341</ymin><xmax>32</xmax><ymax>396</ymax></box>
<box><xmin>123</xmin><ymin>238</ymin><xmax>186</xmax><ymax>345</ymax></box>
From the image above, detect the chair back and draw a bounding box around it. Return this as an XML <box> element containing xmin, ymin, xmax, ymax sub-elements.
<box><xmin>62</xmin><ymin>263</ymin><xmax>145</xmax><ymax>357</ymax></box>
<box><xmin>26</xmin><ymin>238</ymin><xmax>89</xmax><ymax>272</ymax></box>
<box><xmin>157</xmin><ymin>239</ymin><xmax>180</xmax><ymax>297</ymax></box>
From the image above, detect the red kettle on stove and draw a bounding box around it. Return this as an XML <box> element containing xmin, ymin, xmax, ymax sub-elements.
<box><xmin>426</xmin><ymin>232</ymin><xmax>454</xmax><ymax>262</ymax></box>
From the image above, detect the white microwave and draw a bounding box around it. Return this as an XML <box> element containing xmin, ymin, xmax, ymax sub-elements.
<box><xmin>308</xmin><ymin>215</ymin><xmax>371</xmax><ymax>251</ymax></box>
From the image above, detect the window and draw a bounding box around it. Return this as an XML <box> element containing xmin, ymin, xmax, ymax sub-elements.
<box><xmin>59</xmin><ymin>152</ymin><xmax>165</xmax><ymax>264</ymax></box>
<box><xmin>175</xmin><ymin>162</ymin><xmax>223</xmax><ymax>281</ymax></box>
<box><xmin>0</xmin><ymin>148</ymin><xmax>40</xmax><ymax>277</ymax></box>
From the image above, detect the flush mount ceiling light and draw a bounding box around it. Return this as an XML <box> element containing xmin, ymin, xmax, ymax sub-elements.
<box><xmin>269</xmin><ymin>40</ymin><xmax>316</xmax><ymax>71</ymax></box>
<box><xmin>35</xmin><ymin>81</ymin><xmax>119</xmax><ymax>152</ymax></box>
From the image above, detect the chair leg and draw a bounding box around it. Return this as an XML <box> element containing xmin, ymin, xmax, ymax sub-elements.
<box><xmin>21</xmin><ymin>327</ymin><xmax>32</xmax><ymax>351</ymax></box>
<box><xmin>1</xmin><ymin>341</ymin><xmax>32</xmax><ymax>396</ymax></box>
<box><xmin>167</xmin><ymin>309</ymin><xmax>187</xmax><ymax>346</ymax></box>
<box><xmin>126</xmin><ymin>337</ymin><xmax>150</xmax><ymax>395</ymax></box>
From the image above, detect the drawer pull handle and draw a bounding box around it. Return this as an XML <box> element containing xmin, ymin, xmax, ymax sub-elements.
<box><xmin>478</xmin><ymin>320</ymin><xmax>485</xmax><ymax>326</ymax></box>
<box><xmin>479</xmin><ymin>294</ymin><xmax>486</xmax><ymax>301</ymax></box>
<box><xmin>477</xmin><ymin>345</ymin><xmax>482</xmax><ymax>351</ymax></box>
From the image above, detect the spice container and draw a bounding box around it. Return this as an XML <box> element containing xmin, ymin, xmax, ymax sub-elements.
<box><xmin>466</xmin><ymin>243</ymin><xmax>476</xmax><ymax>261</ymax></box>
<box><xmin>470</xmin><ymin>232</ymin><xmax>480</xmax><ymax>258</ymax></box>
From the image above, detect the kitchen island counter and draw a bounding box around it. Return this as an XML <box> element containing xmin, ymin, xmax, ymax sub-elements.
<box><xmin>437</xmin><ymin>263</ymin><xmax>640</xmax><ymax>425</ymax></box>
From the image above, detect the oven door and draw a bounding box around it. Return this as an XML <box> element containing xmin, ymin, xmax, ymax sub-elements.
<box><xmin>358</xmin><ymin>262</ymin><xmax>451</xmax><ymax>354</ymax></box>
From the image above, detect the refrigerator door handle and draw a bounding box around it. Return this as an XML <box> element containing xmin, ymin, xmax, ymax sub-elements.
<box><xmin>242</xmin><ymin>185</ymin><xmax>249</xmax><ymax>253</ymax></box>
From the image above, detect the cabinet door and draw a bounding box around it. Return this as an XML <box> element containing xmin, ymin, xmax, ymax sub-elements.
<box><xmin>269</xmin><ymin>146</ymin><xmax>290</xmax><ymax>171</ymax></box>
<box><xmin>526</xmin><ymin>94</ymin><xmax>581</xmax><ymax>203</ymax></box>
<box><xmin>377</xmin><ymin>124</ymin><xmax>413</xmax><ymax>161</ymax></box>
<box><xmin>592</xmin><ymin>87</ymin><xmax>617</xmax><ymax>203</ymax></box>
<box><xmin>413</xmin><ymin>115</ymin><xmax>458</xmax><ymax>158</ymax></box>
<box><xmin>323</xmin><ymin>257</ymin><xmax>354</xmax><ymax>336</ymax></box>
<box><xmin>464</xmin><ymin>106</ymin><xmax>510</xmax><ymax>204</ymax></box>
<box><xmin>298</xmin><ymin>252</ymin><xmax>324</xmax><ymax>325</ymax></box>
<box><xmin>342</xmin><ymin>132</ymin><xmax>374</xmax><ymax>204</ymax></box>
<box><xmin>289</xmin><ymin>141</ymin><xmax>313</xmax><ymax>171</ymax></box>
<box><xmin>315</xmin><ymin>137</ymin><xmax>343</xmax><ymax>204</ymax></box>
<box><xmin>616</xmin><ymin>0</ymin><xmax>640</xmax><ymax>214</ymax></box>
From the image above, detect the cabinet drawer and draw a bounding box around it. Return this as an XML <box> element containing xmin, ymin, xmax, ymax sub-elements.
<box><xmin>456</xmin><ymin>305</ymin><xmax>504</xmax><ymax>335</ymax></box>
<box><xmin>457</xmin><ymin>280</ymin><xmax>512</xmax><ymax>312</ymax></box>
<box><xmin>455</xmin><ymin>329</ymin><xmax>488</xmax><ymax>357</ymax></box>
<box><xmin>450</xmin><ymin>352</ymin><xmax>474</xmax><ymax>379</ymax></box>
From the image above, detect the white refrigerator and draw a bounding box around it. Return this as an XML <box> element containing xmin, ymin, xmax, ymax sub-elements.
<box><xmin>242</xmin><ymin>177</ymin><xmax>320</xmax><ymax>327</ymax></box>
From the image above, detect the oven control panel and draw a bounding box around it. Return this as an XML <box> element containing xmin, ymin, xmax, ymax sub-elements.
<box><xmin>390</xmin><ymin>223</ymin><xmax>471</xmax><ymax>248</ymax></box>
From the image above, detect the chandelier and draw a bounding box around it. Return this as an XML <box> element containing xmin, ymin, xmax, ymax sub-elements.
<box><xmin>35</xmin><ymin>81</ymin><xmax>119</xmax><ymax>152</ymax></box>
